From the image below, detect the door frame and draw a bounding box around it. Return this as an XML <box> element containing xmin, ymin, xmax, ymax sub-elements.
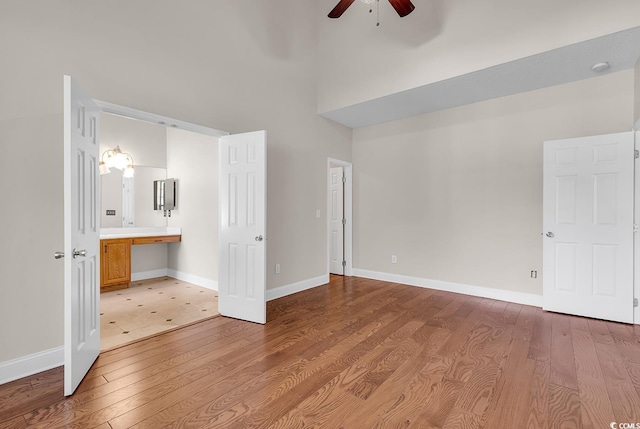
<box><xmin>635</xmin><ymin>129</ymin><xmax>640</xmax><ymax>325</ymax></box>
<box><xmin>327</xmin><ymin>158</ymin><xmax>353</xmax><ymax>277</ymax></box>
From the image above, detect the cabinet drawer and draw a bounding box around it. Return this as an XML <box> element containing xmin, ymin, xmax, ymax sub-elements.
<box><xmin>132</xmin><ymin>235</ymin><xmax>181</xmax><ymax>245</ymax></box>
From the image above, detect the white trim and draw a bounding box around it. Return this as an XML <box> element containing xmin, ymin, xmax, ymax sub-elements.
<box><xmin>131</xmin><ymin>269</ymin><xmax>219</xmax><ymax>291</ymax></box>
<box><xmin>266</xmin><ymin>274</ymin><xmax>329</xmax><ymax>301</ymax></box>
<box><xmin>131</xmin><ymin>269</ymin><xmax>169</xmax><ymax>282</ymax></box>
<box><xmin>353</xmin><ymin>269</ymin><xmax>543</xmax><ymax>307</ymax></box>
<box><xmin>167</xmin><ymin>269</ymin><xmax>218</xmax><ymax>291</ymax></box>
<box><xmin>635</xmin><ymin>130</ymin><xmax>640</xmax><ymax>325</ymax></box>
<box><xmin>95</xmin><ymin>100</ymin><xmax>229</xmax><ymax>138</ymax></box>
<box><xmin>0</xmin><ymin>347</ymin><xmax>64</xmax><ymax>386</ymax></box>
<box><xmin>327</xmin><ymin>158</ymin><xmax>353</xmax><ymax>277</ymax></box>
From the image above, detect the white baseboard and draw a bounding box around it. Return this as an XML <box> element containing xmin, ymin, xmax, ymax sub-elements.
<box><xmin>0</xmin><ymin>347</ymin><xmax>63</xmax><ymax>386</ymax></box>
<box><xmin>267</xmin><ymin>274</ymin><xmax>329</xmax><ymax>301</ymax></box>
<box><xmin>167</xmin><ymin>269</ymin><xmax>218</xmax><ymax>291</ymax></box>
<box><xmin>131</xmin><ymin>269</ymin><xmax>169</xmax><ymax>282</ymax></box>
<box><xmin>353</xmin><ymin>268</ymin><xmax>543</xmax><ymax>307</ymax></box>
<box><xmin>131</xmin><ymin>269</ymin><xmax>218</xmax><ymax>291</ymax></box>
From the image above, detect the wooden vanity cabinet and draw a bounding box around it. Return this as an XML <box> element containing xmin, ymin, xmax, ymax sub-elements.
<box><xmin>100</xmin><ymin>238</ymin><xmax>131</xmax><ymax>291</ymax></box>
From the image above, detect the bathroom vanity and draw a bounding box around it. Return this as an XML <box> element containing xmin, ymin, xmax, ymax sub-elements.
<box><xmin>99</xmin><ymin>227</ymin><xmax>181</xmax><ymax>291</ymax></box>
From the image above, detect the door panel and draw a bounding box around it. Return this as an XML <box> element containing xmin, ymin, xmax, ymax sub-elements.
<box><xmin>330</xmin><ymin>167</ymin><xmax>344</xmax><ymax>275</ymax></box>
<box><xmin>64</xmin><ymin>76</ymin><xmax>101</xmax><ymax>395</ymax></box>
<box><xmin>543</xmin><ymin>132</ymin><xmax>634</xmax><ymax>324</ymax></box>
<box><xmin>219</xmin><ymin>131</ymin><xmax>266</xmax><ymax>324</ymax></box>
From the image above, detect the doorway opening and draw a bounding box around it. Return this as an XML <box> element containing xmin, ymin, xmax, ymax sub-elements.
<box><xmin>327</xmin><ymin>158</ymin><xmax>353</xmax><ymax>277</ymax></box>
<box><xmin>95</xmin><ymin>102</ymin><xmax>227</xmax><ymax>350</ymax></box>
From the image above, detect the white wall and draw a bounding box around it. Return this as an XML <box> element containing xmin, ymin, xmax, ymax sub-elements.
<box><xmin>317</xmin><ymin>0</ymin><xmax>640</xmax><ymax>113</ymax></box>
<box><xmin>353</xmin><ymin>71</ymin><xmax>635</xmax><ymax>296</ymax></box>
<box><xmin>166</xmin><ymin>128</ymin><xmax>218</xmax><ymax>285</ymax></box>
<box><xmin>0</xmin><ymin>1</ymin><xmax>351</xmax><ymax>365</ymax></box>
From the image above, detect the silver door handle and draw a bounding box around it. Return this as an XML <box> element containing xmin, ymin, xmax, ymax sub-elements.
<box><xmin>54</xmin><ymin>251</ymin><xmax>65</xmax><ymax>259</ymax></box>
<box><xmin>73</xmin><ymin>249</ymin><xmax>87</xmax><ymax>258</ymax></box>
<box><xmin>546</xmin><ymin>232</ymin><xmax>554</xmax><ymax>238</ymax></box>
<box><xmin>255</xmin><ymin>235</ymin><xmax>263</xmax><ymax>242</ymax></box>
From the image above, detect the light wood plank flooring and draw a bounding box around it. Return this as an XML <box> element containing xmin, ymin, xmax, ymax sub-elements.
<box><xmin>100</xmin><ymin>277</ymin><xmax>219</xmax><ymax>350</ymax></box>
<box><xmin>1</xmin><ymin>276</ymin><xmax>639</xmax><ymax>428</ymax></box>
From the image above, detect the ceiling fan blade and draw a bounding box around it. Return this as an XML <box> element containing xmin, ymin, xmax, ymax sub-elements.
<box><xmin>387</xmin><ymin>0</ymin><xmax>415</xmax><ymax>17</ymax></box>
<box><xmin>328</xmin><ymin>0</ymin><xmax>356</xmax><ymax>18</ymax></box>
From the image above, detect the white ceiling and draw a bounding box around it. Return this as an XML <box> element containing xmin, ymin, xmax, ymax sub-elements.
<box><xmin>320</xmin><ymin>26</ymin><xmax>640</xmax><ymax>128</ymax></box>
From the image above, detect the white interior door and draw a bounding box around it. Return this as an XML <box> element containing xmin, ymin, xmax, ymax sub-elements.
<box><xmin>219</xmin><ymin>131</ymin><xmax>267</xmax><ymax>324</ymax></box>
<box><xmin>543</xmin><ymin>132</ymin><xmax>634</xmax><ymax>324</ymax></box>
<box><xmin>330</xmin><ymin>167</ymin><xmax>345</xmax><ymax>275</ymax></box>
<box><xmin>63</xmin><ymin>76</ymin><xmax>101</xmax><ymax>395</ymax></box>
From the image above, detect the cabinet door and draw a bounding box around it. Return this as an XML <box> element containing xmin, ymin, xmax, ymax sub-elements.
<box><xmin>100</xmin><ymin>239</ymin><xmax>131</xmax><ymax>287</ymax></box>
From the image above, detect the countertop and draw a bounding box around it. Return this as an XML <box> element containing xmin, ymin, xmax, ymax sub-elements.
<box><xmin>99</xmin><ymin>227</ymin><xmax>181</xmax><ymax>239</ymax></box>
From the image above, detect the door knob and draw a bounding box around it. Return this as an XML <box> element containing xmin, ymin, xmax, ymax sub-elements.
<box><xmin>255</xmin><ymin>235</ymin><xmax>263</xmax><ymax>242</ymax></box>
<box><xmin>54</xmin><ymin>251</ymin><xmax>65</xmax><ymax>259</ymax></box>
<box><xmin>546</xmin><ymin>232</ymin><xmax>554</xmax><ymax>238</ymax></box>
<box><xmin>73</xmin><ymin>249</ymin><xmax>87</xmax><ymax>258</ymax></box>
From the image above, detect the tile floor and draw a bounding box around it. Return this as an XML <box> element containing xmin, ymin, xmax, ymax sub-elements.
<box><xmin>100</xmin><ymin>276</ymin><xmax>219</xmax><ymax>350</ymax></box>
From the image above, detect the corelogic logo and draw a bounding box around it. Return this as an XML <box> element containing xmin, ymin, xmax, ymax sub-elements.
<box><xmin>611</xmin><ymin>423</ymin><xmax>640</xmax><ymax>429</ymax></box>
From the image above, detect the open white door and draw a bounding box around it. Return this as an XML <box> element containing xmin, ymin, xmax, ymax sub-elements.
<box><xmin>543</xmin><ymin>132</ymin><xmax>634</xmax><ymax>324</ymax></box>
<box><xmin>63</xmin><ymin>76</ymin><xmax>101</xmax><ymax>395</ymax></box>
<box><xmin>219</xmin><ymin>131</ymin><xmax>267</xmax><ymax>324</ymax></box>
<box><xmin>330</xmin><ymin>167</ymin><xmax>345</xmax><ymax>275</ymax></box>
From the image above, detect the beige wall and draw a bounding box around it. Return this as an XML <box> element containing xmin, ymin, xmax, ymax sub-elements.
<box><xmin>0</xmin><ymin>1</ymin><xmax>351</xmax><ymax>363</ymax></box>
<box><xmin>353</xmin><ymin>71</ymin><xmax>635</xmax><ymax>295</ymax></box>
<box><xmin>317</xmin><ymin>0</ymin><xmax>640</xmax><ymax>113</ymax></box>
<box><xmin>166</xmin><ymin>128</ymin><xmax>218</xmax><ymax>283</ymax></box>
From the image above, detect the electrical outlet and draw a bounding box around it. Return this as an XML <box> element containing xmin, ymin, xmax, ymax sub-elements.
<box><xmin>530</xmin><ymin>270</ymin><xmax>537</xmax><ymax>279</ymax></box>
<box><xmin>316</xmin><ymin>209</ymin><xmax>321</xmax><ymax>218</ymax></box>
<box><xmin>106</xmin><ymin>209</ymin><xmax>116</xmax><ymax>216</ymax></box>
<box><xmin>275</xmin><ymin>264</ymin><xmax>281</xmax><ymax>274</ymax></box>
<box><xmin>391</xmin><ymin>255</ymin><xmax>397</xmax><ymax>264</ymax></box>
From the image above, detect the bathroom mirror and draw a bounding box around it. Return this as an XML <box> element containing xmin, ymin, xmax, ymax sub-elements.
<box><xmin>101</xmin><ymin>166</ymin><xmax>168</xmax><ymax>228</ymax></box>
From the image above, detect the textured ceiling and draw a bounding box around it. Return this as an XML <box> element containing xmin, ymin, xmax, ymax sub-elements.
<box><xmin>320</xmin><ymin>26</ymin><xmax>640</xmax><ymax>128</ymax></box>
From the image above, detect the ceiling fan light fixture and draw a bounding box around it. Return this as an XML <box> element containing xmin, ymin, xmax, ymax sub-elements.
<box><xmin>591</xmin><ymin>62</ymin><xmax>610</xmax><ymax>73</ymax></box>
<box><xmin>328</xmin><ymin>0</ymin><xmax>414</xmax><ymax>19</ymax></box>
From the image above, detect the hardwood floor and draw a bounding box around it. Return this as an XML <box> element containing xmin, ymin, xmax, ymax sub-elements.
<box><xmin>1</xmin><ymin>276</ymin><xmax>639</xmax><ymax>428</ymax></box>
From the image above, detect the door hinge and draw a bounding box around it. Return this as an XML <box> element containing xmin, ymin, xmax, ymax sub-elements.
<box><xmin>342</xmin><ymin>218</ymin><xmax>346</xmax><ymax>225</ymax></box>
<box><xmin>635</xmin><ymin>150</ymin><xmax>639</xmax><ymax>159</ymax></box>
<box><xmin>342</xmin><ymin>260</ymin><xmax>346</xmax><ymax>267</ymax></box>
<box><xmin>342</xmin><ymin>175</ymin><xmax>346</xmax><ymax>183</ymax></box>
<box><xmin>634</xmin><ymin>298</ymin><xmax>639</xmax><ymax>308</ymax></box>
<box><xmin>635</xmin><ymin>224</ymin><xmax>639</xmax><ymax>233</ymax></box>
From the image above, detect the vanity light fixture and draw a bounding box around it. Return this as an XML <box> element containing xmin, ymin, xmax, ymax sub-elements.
<box><xmin>99</xmin><ymin>145</ymin><xmax>134</xmax><ymax>177</ymax></box>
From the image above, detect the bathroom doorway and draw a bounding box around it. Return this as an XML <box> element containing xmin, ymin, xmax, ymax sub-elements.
<box><xmin>96</xmin><ymin>105</ymin><xmax>226</xmax><ymax>350</ymax></box>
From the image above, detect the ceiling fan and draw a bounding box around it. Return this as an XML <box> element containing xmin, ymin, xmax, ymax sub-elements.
<box><xmin>328</xmin><ymin>0</ymin><xmax>415</xmax><ymax>18</ymax></box>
